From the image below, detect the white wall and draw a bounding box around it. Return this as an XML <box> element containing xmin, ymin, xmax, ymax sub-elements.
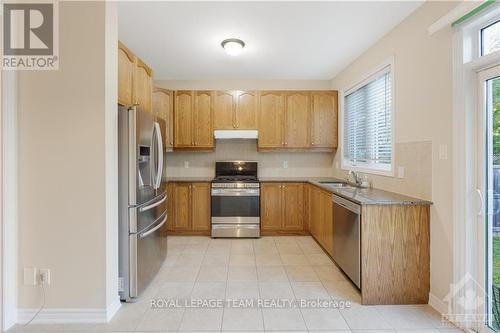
<box><xmin>16</xmin><ymin>1</ymin><xmax>118</xmax><ymax>320</ymax></box>
<box><xmin>155</xmin><ymin>79</ymin><xmax>332</xmax><ymax>91</ymax></box>
<box><xmin>330</xmin><ymin>1</ymin><xmax>458</xmax><ymax>306</ymax></box>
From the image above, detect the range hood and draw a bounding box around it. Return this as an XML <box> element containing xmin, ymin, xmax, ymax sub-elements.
<box><xmin>214</xmin><ymin>130</ymin><xmax>258</xmax><ymax>139</ymax></box>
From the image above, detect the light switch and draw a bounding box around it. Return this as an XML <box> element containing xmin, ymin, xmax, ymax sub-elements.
<box><xmin>184</xmin><ymin>161</ymin><xmax>189</xmax><ymax>168</ymax></box>
<box><xmin>397</xmin><ymin>166</ymin><xmax>405</xmax><ymax>179</ymax></box>
<box><xmin>24</xmin><ymin>267</ymin><xmax>37</xmax><ymax>286</ymax></box>
<box><xmin>439</xmin><ymin>145</ymin><xmax>448</xmax><ymax>160</ymax></box>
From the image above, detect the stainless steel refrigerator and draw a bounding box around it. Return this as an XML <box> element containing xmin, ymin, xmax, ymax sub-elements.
<box><xmin>118</xmin><ymin>105</ymin><xmax>167</xmax><ymax>302</ymax></box>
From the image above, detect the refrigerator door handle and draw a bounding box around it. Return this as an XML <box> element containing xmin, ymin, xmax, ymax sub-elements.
<box><xmin>139</xmin><ymin>212</ymin><xmax>167</xmax><ymax>238</ymax></box>
<box><xmin>139</xmin><ymin>194</ymin><xmax>166</xmax><ymax>212</ymax></box>
<box><xmin>154</xmin><ymin>122</ymin><xmax>163</xmax><ymax>189</ymax></box>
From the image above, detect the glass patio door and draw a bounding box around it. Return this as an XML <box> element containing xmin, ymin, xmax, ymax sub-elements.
<box><xmin>478</xmin><ymin>64</ymin><xmax>500</xmax><ymax>332</ymax></box>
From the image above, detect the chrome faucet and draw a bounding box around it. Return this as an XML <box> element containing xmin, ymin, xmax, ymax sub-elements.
<box><xmin>348</xmin><ymin>170</ymin><xmax>362</xmax><ymax>186</ymax></box>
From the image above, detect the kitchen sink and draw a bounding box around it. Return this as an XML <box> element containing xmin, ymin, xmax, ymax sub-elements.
<box><xmin>319</xmin><ymin>181</ymin><xmax>355</xmax><ymax>188</ymax></box>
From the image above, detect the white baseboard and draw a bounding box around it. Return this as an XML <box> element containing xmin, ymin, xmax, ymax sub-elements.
<box><xmin>106</xmin><ymin>297</ymin><xmax>121</xmax><ymax>322</ymax></box>
<box><xmin>429</xmin><ymin>292</ymin><xmax>448</xmax><ymax>315</ymax></box>
<box><xmin>17</xmin><ymin>308</ymin><xmax>108</xmax><ymax>324</ymax></box>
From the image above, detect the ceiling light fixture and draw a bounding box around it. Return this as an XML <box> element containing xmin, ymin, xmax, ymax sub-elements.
<box><xmin>221</xmin><ymin>38</ymin><xmax>245</xmax><ymax>56</ymax></box>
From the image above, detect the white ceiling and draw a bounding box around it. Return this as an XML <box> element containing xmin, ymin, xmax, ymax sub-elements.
<box><xmin>118</xmin><ymin>1</ymin><xmax>422</xmax><ymax>80</ymax></box>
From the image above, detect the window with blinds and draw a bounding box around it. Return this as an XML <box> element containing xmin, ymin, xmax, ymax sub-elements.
<box><xmin>342</xmin><ymin>65</ymin><xmax>393</xmax><ymax>173</ymax></box>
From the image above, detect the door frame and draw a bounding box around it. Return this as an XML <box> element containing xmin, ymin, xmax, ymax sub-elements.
<box><xmin>1</xmin><ymin>70</ymin><xmax>19</xmax><ymax>330</ymax></box>
<box><xmin>451</xmin><ymin>3</ymin><xmax>500</xmax><ymax>330</ymax></box>
<box><xmin>476</xmin><ymin>64</ymin><xmax>500</xmax><ymax>333</ymax></box>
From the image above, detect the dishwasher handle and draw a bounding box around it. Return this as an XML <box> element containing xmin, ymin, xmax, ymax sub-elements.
<box><xmin>332</xmin><ymin>195</ymin><xmax>361</xmax><ymax>214</ymax></box>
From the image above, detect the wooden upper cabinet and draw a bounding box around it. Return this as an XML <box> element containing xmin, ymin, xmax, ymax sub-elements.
<box><xmin>258</xmin><ymin>91</ymin><xmax>285</xmax><ymax>148</ymax></box>
<box><xmin>214</xmin><ymin>91</ymin><xmax>235</xmax><ymax>129</ymax></box>
<box><xmin>285</xmin><ymin>92</ymin><xmax>310</xmax><ymax>148</ymax></box>
<box><xmin>174</xmin><ymin>91</ymin><xmax>194</xmax><ymax>148</ymax></box>
<box><xmin>282</xmin><ymin>183</ymin><xmax>305</xmax><ymax>230</ymax></box>
<box><xmin>191</xmin><ymin>183</ymin><xmax>211</xmax><ymax>231</ymax></box>
<box><xmin>118</xmin><ymin>42</ymin><xmax>135</xmax><ymax>106</ymax></box>
<box><xmin>153</xmin><ymin>88</ymin><xmax>174</xmax><ymax>150</ymax></box>
<box><xmin>194</xmin><ymin>91</ymin><xmax>214</xmax><ymax>148</ymax></box>
<box><xmin>235</xmin><ymin>91</ymin><xmax>258</xmax><ymax>129</ymax></box>
<box><xmin>311</xmin><ymin>91</ymin><xmax>338</xmax><ymax>148</ymax></box>
<box><xmin>260</xmin><ymin>183</ymin><xmax>283</xmax><ymax>231</ymax></box>
<box><xmin>134</xmin><ymin>58</ymin><xmax>153</xmax><ymax>113</ymax></box>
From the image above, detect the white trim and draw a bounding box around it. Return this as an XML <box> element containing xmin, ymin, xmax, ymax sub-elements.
<box><xmin>105</xmin><ymin>297</ymin><xmax>121</xmax><ymax>322</ymax></box>
<box><xmin>428</xmin><ymin>1</ymin><xmax>487</xmax><ymax>35</ymax></box>
<box><xmin>18</xmin><ymin>308</ymin><xmax>109</xmax><ymax>325</ymax></box>
<box><xmin>339</xmin><ymin>56</ymin><xmax>395</xmax><ymax>177</ymax></box>
<box><xmin>452</xmin><ymin>6</ymin><xmax>500</xmax><ymax>331</ymax></box>
<box><xmin>429</xmin><ymin>293</ymin><xmax>448</xmax><ymax>315</ymax></box>
<box><xmin>2</xmin><ymin>71</ymin><xmax>17</xmax><ymax>331</ymax></box>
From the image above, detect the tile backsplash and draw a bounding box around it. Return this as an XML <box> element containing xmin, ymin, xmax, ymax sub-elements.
<box><xmin>165</xmin><ymin>140</ymin><xmax>432</xmax><ymax>201</ymax></box>
<box><xmin>165</xmin><ymin>140</ymin><xmax>335</xmax><ymax>178</ymax></box>
<box><xmin>332</xmin><ymin>141</ymin><xmax>432</xmax><ymax>200</ymax></box>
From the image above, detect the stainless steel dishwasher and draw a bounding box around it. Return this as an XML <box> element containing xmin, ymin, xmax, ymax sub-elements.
<box><xmin>332</xmin><ymin>194</ymin><xmax>361</xmax><ymax>289</ymax></box>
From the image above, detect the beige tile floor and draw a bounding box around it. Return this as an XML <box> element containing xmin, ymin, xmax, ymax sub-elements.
<box><xmin>10</xmin><ymin>236</ymin><xmax>463</xmax><ymax>333</ymax></box>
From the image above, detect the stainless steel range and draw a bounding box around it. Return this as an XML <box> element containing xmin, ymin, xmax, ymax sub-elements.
<box><xmin>211</xmin><ymin>161</ymin><xmax>260</xmax><ymax>238</ymax></box>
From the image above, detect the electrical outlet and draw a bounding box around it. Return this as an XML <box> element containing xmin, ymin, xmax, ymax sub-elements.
<box><xmin>184</xmin><ymin>161</ymin><xmax>189</xmax><ymax>168</ymax></box>
<box><xmin>24</xmin><ymin>267</ymin><xmax>37</xmax><ymax>285</ymax></box>
<box><xmin>39</xmin><ymin>269</ymin><xmax>51</xmax><ymax>285</ymax></box>
<box><xmin>283</xmin><ymin>160</ymin><xmax>288</xmax><ymax>169</ymax></box>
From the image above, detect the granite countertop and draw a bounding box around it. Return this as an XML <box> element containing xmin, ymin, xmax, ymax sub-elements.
<box><xmin>164</xmin><ymin>176</ymin><xmax>432</xmax><ymax>206</ymax></box>
<box><xmin>260</xmin><ymin>177</ymin><xmax>432</xmax><ymax>206</ymax></box>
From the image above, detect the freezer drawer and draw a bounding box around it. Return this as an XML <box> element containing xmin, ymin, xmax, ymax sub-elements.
<box><xmin>128</xmin><ymin>210</ymin><xmax>168</xmax><ymax>299</ymax></box>
<box><xmin>132</xmin><ymin>193</ymin><xmax>167</xmax><ymax>234</ymax></box>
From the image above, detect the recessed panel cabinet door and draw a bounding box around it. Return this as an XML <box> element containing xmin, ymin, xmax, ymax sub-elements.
<box><xmin>153</xmin><ymin>89</ymin><xmax>174</xmax><ymax>150</ymax></box>
<box><xmin>118</xmin><ymin>42</ymin><xmax>135</xmax><ymax>106</ymax></box>
<box><xmin>172</xmin><ymin>183</ymin><xmax>191</xmax><ymax>230</ymax></box>
<box><xmin>308</xmin><ymin>185</ymin><xmax>322</xmax><ymax>240</ymax></box>
<box><xmin>214</xmin><ymin>91</ymin><xmax>235</xmax><ymax>129</ymax></box>
<box><xmin>282</xmin><ymin>183</ymin><xmax>305</xmax><ymax>230</ymax></box>
<box><xmin>135</xmin><ymin>59</ymin><xmax>153</xmax><ymax>113</ymax></box>
<box><xmin>320</xmin><ymin>189</ymin><xmax>334</xmax><ymax>256</ymax></box>
<box><xmin>174</xmin><ymin>91</ymin><xmax>194</xmax><ymax>147</ymax></box>
<box><xmin>191</xmin><ymin>183</ymin><xmax>211</xmax><ymax>231</ymax></box>
<box><xmin>235</xmin><ymin>91</ymin><xmax>258</xmax><ymax>129</ymax></box>
<box><xmin>258</xmin><ymin>91</ymin><xmax>284</xmax><ymax>148</ymax></box>
<box><xmin>285</xmin><ymin>92</ymin><xmax>310</xmax><ymax>148</ymax></box>
<box><xmin>261</xmin><ymin>183</ymin><xmax>282</xmax><ymax>231</ymax></box>
<box><xmin>194</xmin><ymin>91</ymin><xmax>214</xmax><ymax>148</ymax></box>
<box><xmin>311</xmin><ymin>91</ymin><xmax>337</xmax><ymax>148</ymax></box>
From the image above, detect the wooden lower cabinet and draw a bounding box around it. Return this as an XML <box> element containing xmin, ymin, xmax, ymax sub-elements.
<box><xmin>306</xmin><ymin>183</ymin><xmax>430</xmax><ymax>305</ymax></box>
<box><xmin>191</xmin><ymin>183</ymin><xmax>211</xmax><ymax>231</ymax></box>
<box><xmin>361</xmin><ymin>204</ymin><xmax>430</xmax><ymax>305</ymax></box>
<box><xmin>171</xmin><ymin>183</ymin><xmax>191</xmax><ymax>230</ymax></box>
<box><xmin>167</xmin><ymin>182</ymin><xmax>211</xmax><ymax>234</ymax></box>
<box><xmin>260</xmin><ymin>182</ymin><xmax>306</xmax><ymax>234</ymax></box>
<box><xmin>283</xmin><ymin>183</ymin><xmax>305</xmax><ymax>230</ymax></box>
<box><xmin>307</xmin><ymin>185</ymin><xmax>333</xmax><ymax>256</ymax></box>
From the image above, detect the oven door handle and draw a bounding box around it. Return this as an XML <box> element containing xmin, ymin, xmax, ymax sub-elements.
<box><xmin>211</xmin><ymin>191</ymin><xmax>260</xmax><ymax>197</ymax></box>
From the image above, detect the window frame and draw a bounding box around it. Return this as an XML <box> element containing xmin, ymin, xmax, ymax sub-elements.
<box><xmin>480</xmin><ymin>18</ymin><xmax>500</xmax><ymax>56</ymax></box>
<box><xmin>339</xmin><ymin>57</ymin><xmax>395</xmax><ymax>177</ymax></box>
